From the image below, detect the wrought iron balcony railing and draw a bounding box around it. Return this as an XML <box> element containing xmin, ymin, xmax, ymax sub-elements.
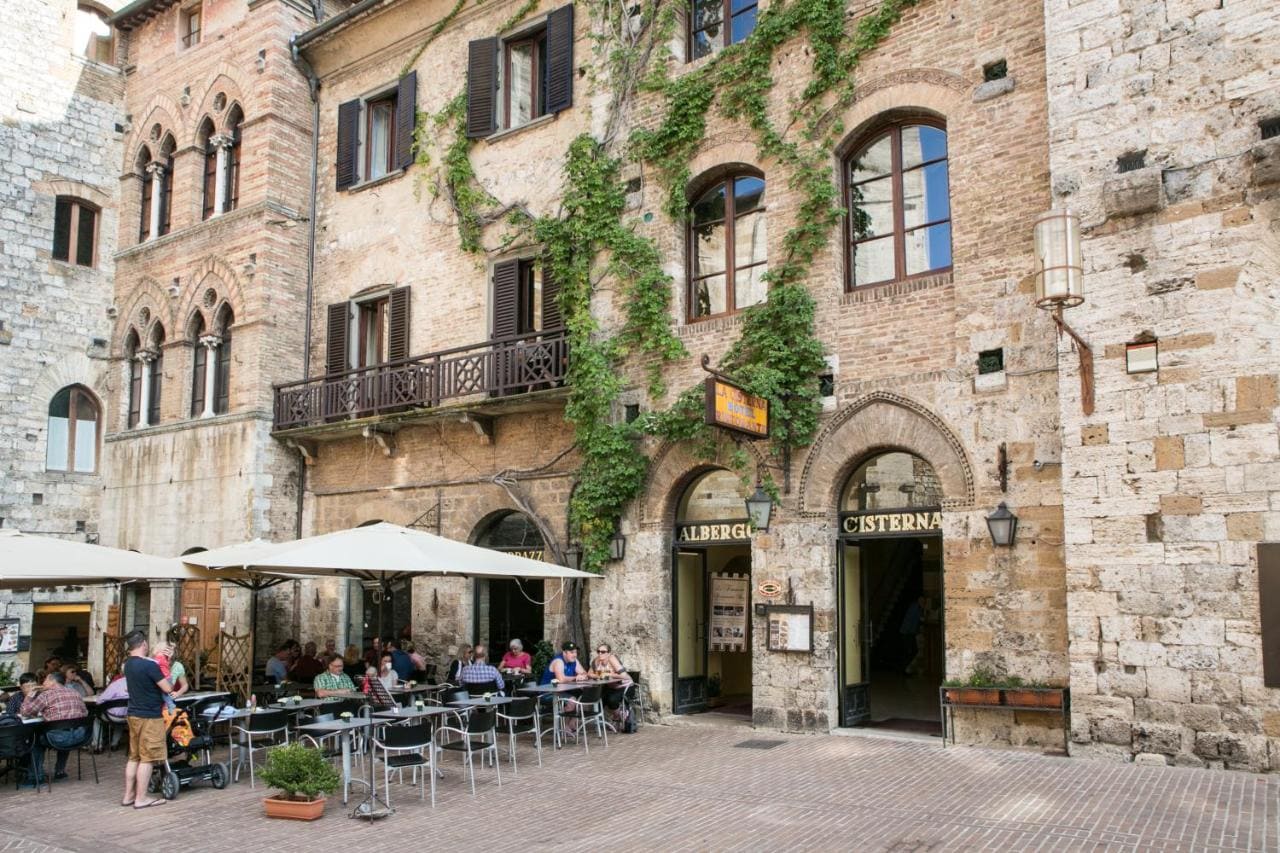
<box><xmin>273</xmin><ymin>329</ymin><xmax>568</xmax><ymax>431</ymax></box>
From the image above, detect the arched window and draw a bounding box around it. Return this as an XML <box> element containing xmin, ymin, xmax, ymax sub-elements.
<box><xmin>225</xmin><ymin>106</ymin><xmax>243</xmax><ymax>212</ymax></box>
<box><xmin>125</xmin><ymin>329</ymin><xmax>143</xmax><ymax>428</ymax></box>
<box><xmin>213</xmin><ymin>304</ymin><xmax>233</xmax><ymax>414</ymax></box>
<box><xmin>677</xmin><ymin>468</ymin><xmax>750</xmax><ymax>522</ymax></box>
<box><xmin>688</xmin><ymin>171</ymin><xmax>766</xmax><ymax>321</ymax></box>
<box><xmin>846</xmin><ymin>121</ymin><xmax>951</xmax><ymax>288</ymax></box>
<box><xmin>52</xmin><ymin>196</ymin><xmax>99</xmax><ymax>267</ymax></box>
<box><xmin>74</xmin><ymin>4</ymin><xmax>113</xmax><ymax>63</ymax></box>
<box><xmin>147</xmin><ymin>324</ymin><xmax>165</xmax><ymax>425</ymax></box>
<box><xmin>46</xmin><ymin>386</ymin><xmax>99</xmax><ymax>473</ymax></box>
<box><xmin>689</xmin><ymin>0</ymin><xmax>757</xmax><ymax>61</ymax></box>
<box><xmin>157</xmin><ymin>135</ymin><xmax>176</xmax><ymax>236</ymax></box>
<box><xmin>189</xmin><ymin>313</ymin><xmax>207</xmax><ymax>417</ymax></box>
<box><xmin>841</xmin><ymin>451</ymin><xmax>942</xmax><ymax>511</ymax></box>
<box><xmin>137</xmin><ymin>148</ymin><xmax>152</xmax><ymax>242</ymax></box>
<box><xmin>198</xmin><ymin>118</ymin><xmax>217</xmax><ymax>220</ymax></box>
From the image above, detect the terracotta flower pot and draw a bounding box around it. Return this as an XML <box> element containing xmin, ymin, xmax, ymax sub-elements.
<box><xmin>951</xmin><ymin>687</ymin><xmax>1001</xmax><ymax>705</ymax></box>
<box><xmin>1003</xmin><ymin>689</ymin><xmax>1040</xmax><ymax>707</ymax></box>
<box><xmin>264</xmin><ymin>795</ymin><xmax>326</xmax><ymax>821</ymax></box>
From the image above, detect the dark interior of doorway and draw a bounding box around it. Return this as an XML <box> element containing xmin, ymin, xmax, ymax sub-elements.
<box><xmin>362</xmin><ymin>580</ymin><xmax>412</xmax><ymax>646</ymax></box>
<box><xmin>862</xmin><ymin>537</ymin><xmax>943</xmax><ymax>734</ymax></box>
<box><xmin>475</xmin><ymin>578</ymin><xmax>544</xmax><ymax>652</ymax></box>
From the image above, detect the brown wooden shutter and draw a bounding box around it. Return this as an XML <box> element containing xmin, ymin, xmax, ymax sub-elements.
<box><xmin>387</xmin><ymin>287</ymin><xmax>411</xmax><ymax>362</ymax></box>
<box><xmin>395</xmin><ymin>72</ymin><xmax>417</xmax><ymax>171</ymax></box>
<box><xmin>466</xmin><ymin>38</ymin><xmax>498</xmax><ymax>138</ymax></box>
<box><xmin>541</xmin><ymin>260</ymin><xmax>562</xmax><ymax>331</ymax></box>
<box><xmin>147</xmin><ymin>352</ymin><xmax>163</xmax><ymax>425</ymax></box>
<box><xmin>492</xmin><ymin>260</ymin><xmax>520</xmax><ymax>339</ymax></box>
<box><xmin>326</xmin><ymin>302</ymin><xmax>350</xmax><ymax>375</ymax></box>
<box><xmin>545</xmin><ymin>5</ymin><xmax>574</xmax><ymax>114</ymax></box>
<box><xmin>128</xmin><ymin>359</ymin><xmax>142</xmax><ymax>427</ymax></box>
<box><xmin>190</xmin><ymin>344</ymin><xmax>206</xmax><ymax>417</ymax></box>
<box><xmin>335</xmin><ymin>99</ymin><xmax>361</xmax><ymax>190</ymax></box>
<box><xmin>1260</xmin><ymin>543</ymin><xmax>1280</xmax><ymax>687</ymax></box>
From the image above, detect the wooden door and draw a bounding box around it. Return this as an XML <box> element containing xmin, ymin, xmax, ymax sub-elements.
<box><xmin>180</xmin><ymin>581</ymin><xmax>221</xmax><ymax>650</ymax></box>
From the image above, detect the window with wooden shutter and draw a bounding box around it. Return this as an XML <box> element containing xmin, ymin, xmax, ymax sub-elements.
<box><xmin>492</xmin><ymin>260</ymin><xmax>520</xmax><ymax>340</ymax></box>
<box><xmin>326</xmin><ymin>302</ymin><xmax>350</xmax><ymax>375</ymax></box>
<box><xmin>52</xmin><ymin>197</ymin><xmax>98</xmax><ymax>267</ymax></box>
<box><xmin>387</xmin><ymin>287</ymin><xmax>411</xmax><ymax>362</ymax></box>
<box><xmin>395</xmin><ymin>72</ymin><xmax>417</xmax><ymax>172</ymax></box>
<box><xmin>190</xmin><ymin>340</ymin><xmax>206</xmax><ymax>417</ymax></box>
<box><xmin>541</xmin><ymin>260</ymin><xmax>562</xmax><ymax>330</ymax></box>
<box><xmin>147</xmin><ymin>350</ymin><xmax>163</xmax><ymax>425</ymax></box>
<box><xmin>545</xmin><ymin>5</ymin><xmax>574</xmax><ymax>115</ymax></box>
<box><xmin>215</xmin><ymin>328</ymin><xmax>231</xmax><ymax>413</ymax></box>
<box><xmin>127</xmin><ymin>334</ymin><xmax>143</xmax><ymax>428</ymax></box>
<box><xmin>335</xmin><ymin>99</ymin><xmax>361</xmax><ymax>191</ymax></box>
<box><xmin>138</xmin><ymin>162</ymin><xmax>153</xmax><ymax>242</ymax></box>
<box><xmin>201</xmin><ymin>136</ymin><xmax>217</xmax><ymax>220</ymax></box>
<box><xmin>467</xmin><ymin>37</ymin><xmax>498</xmax><ymax>138</ymax></box>
<box><xmin>159</xmin><ymin>163</ymin><xmax>173</xmax><ymax>236</ymax></box>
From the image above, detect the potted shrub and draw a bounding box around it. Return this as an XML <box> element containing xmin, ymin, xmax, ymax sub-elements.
<box><xmin>942</xmin><ymin>667</ymin><xmax>1002</xmax><ymax>705</ymax></box>
<box><xmin>258</xmin><ymin>743</ymin><xmax>341</xmax><ymax>821</ymax></box>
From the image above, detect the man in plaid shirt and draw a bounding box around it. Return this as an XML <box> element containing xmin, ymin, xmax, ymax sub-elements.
<box><xmin>456</xmin><ymin>644</ymin><xmax>504</xmax><ymax>693</ymax></box>
<box><xmin>20</xmin><ymin>671</ymin><xmax>88</xmax><ymax>784</ymax></box>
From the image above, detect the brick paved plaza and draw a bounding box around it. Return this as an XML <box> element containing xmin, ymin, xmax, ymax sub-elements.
<box><xmin>0</xmin><ymin>722</ymin><xmax>1274</xmax><ymax>852</ymax></box>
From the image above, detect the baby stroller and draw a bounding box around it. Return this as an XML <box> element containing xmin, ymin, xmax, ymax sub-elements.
<box><xmin>149</xmin><ymin>696</ymin><xmax>231</xmax><ymax>799</ymax></box>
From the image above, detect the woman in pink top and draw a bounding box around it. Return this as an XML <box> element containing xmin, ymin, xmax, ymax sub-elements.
<box><xmin>499</xmin><ymin>639</ymin><xmax>532</xmax><ymax>674</ymax></box>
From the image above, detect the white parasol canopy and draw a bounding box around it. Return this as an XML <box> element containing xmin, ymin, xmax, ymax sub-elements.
<box><xmin>0</xmin><ymin>529</ymin><xmax>234</xmax><ymax>589</ymax></box>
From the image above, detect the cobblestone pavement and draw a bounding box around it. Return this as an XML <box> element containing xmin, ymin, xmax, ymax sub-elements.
<box><xmin>0</xmin><ymin>722</ymin><xmax>1274</xmax><ymax>852</ymax></box>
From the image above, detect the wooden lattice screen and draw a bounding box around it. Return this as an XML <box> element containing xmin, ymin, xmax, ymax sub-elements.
<box><xmin>166</xmin><ymin>624</ymin><xmax>202</xmax><ymax>690</ymax></box>
<box><xmin>102</xmin><ymin>633</ymin><xmax>126</xmax><ymax>681</ymax></box>
<box><xmin>216</xmin><ymin>630</ymin><xmax>252</xmax><ymax>703</ymax></box>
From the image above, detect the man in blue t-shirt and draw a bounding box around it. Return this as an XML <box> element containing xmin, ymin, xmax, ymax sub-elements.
<box><xmin>387</xmin><ymin>639</ymin><xmax>414</xmax><ymax>681</ymax></box>
<box><xmin>121</xmin><ymin>630</ymin><xmax>172</xmax><ymax>810</ymax></box>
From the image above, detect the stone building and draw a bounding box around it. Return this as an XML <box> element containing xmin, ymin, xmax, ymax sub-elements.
<box><xmin>0</xmin><ymin>0</ymin><xmax>126</xmax><ymax>676</ymax></box>
<box><xmin>1045</xmin><ymin>0</ymin><xmax>1280</xmax><ymax>770</ymax></box>
<box><xmin>285</xmin><ymin>0</ymin><xmax>1070</xmax><ymax>745</ymax></box>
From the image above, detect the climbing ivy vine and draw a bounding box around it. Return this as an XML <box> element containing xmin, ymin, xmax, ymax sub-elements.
<box><xmin>410</xmin><ymin>0</ymin><xmax>919</xmax><ymax>571</ymax></box>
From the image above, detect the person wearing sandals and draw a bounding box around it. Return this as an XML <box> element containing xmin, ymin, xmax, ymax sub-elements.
<box><xmin>121</xmin><ymin>630</ymin><xmax>174</xmax><ymax>810</ymax></box>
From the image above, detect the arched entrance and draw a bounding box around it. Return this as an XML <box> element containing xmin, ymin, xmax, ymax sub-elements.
<box><xmin>672</xmin><ymin>469</ymin><xmax>753</xmax><ymax>716</ymax></box>
<box><xmin>839</xmin><ymin>451</ymin><xmax>944</xmax><ymax>732</ymax></box>
<box><xmin>472</xmin><ymin>511</ymin><xmax>546</xmax><ymax>652</ymax></box>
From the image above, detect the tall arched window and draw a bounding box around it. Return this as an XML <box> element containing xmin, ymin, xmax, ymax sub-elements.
<box><xmin>225</xmin><ymin>105</ymin><xmax>243</xmax><ymax>212</ymax></box>
<box><xmin>845</xmin><ymin>121</ymin><xmax>951</xmax><ymax>289</ymax></box>
<box><xmin>125</xmin><ymin>329</ymin><xmax>142</xmax><ymax>428</ymax></box>
<box><xmin>46</xmin><ymin>386</ymin><xmax>99</xmax><ymax>473</ymax></box>
<box><xmin>189</xmin><ymin>313</ymin><xmax>207</xmax><ymax>417</ymax></box>
<box><xmin>137</xmin><ymin>148</ymin><xmax>152</xmax><ymax>242</ymax></box>
<box><xmin>198</xmin><ymin>118</ymin><xmax>217</xmax><ymax>220</ymax></box>
<box><xmin>158</xmin><ymin>135</ymin><xmax>176</xmax><ymax>236</ymax></box>
<box><xmin>214</xmin><ymin>304</ymin><xmax>233</xmax><ymax>414</ymax></box>
<box><xmin>147</xmin><ymin>325</ymin><xmax>165</xmax><ymax>425</ymax></box>
<box><xmin>688</xmin><ymin>171</ymin><xmax>767</xmax><ymax>321</ymax></box>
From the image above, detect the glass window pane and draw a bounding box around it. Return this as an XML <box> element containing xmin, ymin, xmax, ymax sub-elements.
<box><xmin>368</xmin><ymin>101</ymin><xmax>392</xmax><ymax>179</ymax></box>
<box><xmin>853</xmin><ymin>234</ymin><xmax>895</xmax><ymax>286</ymax></box>
<box><xmin>901</xmin><ymin>125</ymin><xmax>947</xmax><ymax>169</ymax></box>
<box><xmin>734</xmin><ymin>209</ymin><xmax>767</xmax><ymax>268</ymax></box>
<box><xmin>48</xmin><ymin>388</ymin><xmax>71</xmax><ymax>418</ymax></box>
<box><xmin>905</xmin><ymin>222</ymin><xmax>952</xmax><ymax>276</ymax></box>
<box><xmin>74</xmin><ymin>392</ymin><xmax>96</xmax><ymax>421</ymax></box>
<box><xmin>76</xmin><ymin>206</ymin><xmax>95</xmax><ymax>266</ymax></box>
<box><xmin>53</xmin><ymin>199</ymin><xmax>71</xmax><ymax>262</ymax></box>
<box><xmin>848</xmin><ymin>176</ymin><xmax>893</xmax><ymax>239</ymax></box>
<box><xmin>693</xmin><ymin>0</ymin><xmax>723</xmax><ymax>30</ymax></box>
<box><xmin>691</xmin><ymin>29</ymin><xmax>716</xmax><ymax>59</ymax></box>
<box><xmin>730</xmin><ymin>6</ymin><xmax>756</xmax><ymax>44</ymax></box>
<box><xmin>730</xmin><ymin>0</ymin><xmax>754</xmax><ymax>13</ymax></box>
<box><xmin>46</xmin><ymin>416</ymin><xmax>69</xmax><ymax>471</ymax></box>
<box><xmin>692</xmin><ymin>182</ymin><xmax>725</xmax><ymax>224</ymax></box>
<box><xmin>850</xmin><ymin>134</ymin><xmax>892</xmax><ymax>183</ymax></box>
<box><xmin>733</xmin><ymin>176</ymin><xmax>764</xmax><ymax>214</ymax></box>
<box><xmin>902</xmin><ymin>162</ymin><xmax>950</xmax><ymax>228</ymax></box>
<box><xmin>691</xmin><ymin>273</ymin><xmax>727</xmax><ymax>318</ymax></box>
<box><xmin>692</xmin><ymin>219</ymin><xmax>726</xmax><ymax>278</ymax></box>
<box><xmin>74</xmin><ymin>413</ymin><xmax>96</xmax><ymax>472</ymax></box>
<box><xmin>509</xmin><ymin>42</ymin><xmax>534</xmax><ymax>127</ymax></box>
<box><xmin>734</xmin><ymin>265</ymin><xmax>767</xmax><ymax>309</ymax></box>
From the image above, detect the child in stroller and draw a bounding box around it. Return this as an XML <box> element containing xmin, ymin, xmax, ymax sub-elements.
<box><xmin>149</xmin><ymin>696</ymin><xmax>231</xmax><ymax>800</ymax></box>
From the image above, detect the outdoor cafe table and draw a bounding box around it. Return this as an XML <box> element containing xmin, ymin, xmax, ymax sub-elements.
<box><xmin>446</xmin><ymin>696</ymin><xmax>514</xmax><ymax>709</ymax></box>
<box><xmin>372</xmin><ymin>706</ymin><xmax>453</xmax><ymax>722</ymax></box>
<box><xmin>518</xmin><ymin>679</ymin><xmax>625</xmax><ymax>746</ymax></box>
<box><xmin>297</xmin><ymin>717</ymin><xmax>372</xmax><ymax>804</ymax></box>
<box><xmin>269</xmin><ymin>698</ymin><xmax>334</xmax><ymax>712</ymax></box>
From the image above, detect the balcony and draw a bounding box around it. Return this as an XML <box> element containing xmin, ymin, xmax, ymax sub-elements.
<box><xmin>273</xmin><ymin>329</ymin><xmax>568</xmax><ymax>432</ymax></box>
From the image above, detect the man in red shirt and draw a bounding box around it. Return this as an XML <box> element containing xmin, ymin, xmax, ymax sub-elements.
<box><xmin>20</xmin><ymin>671</ymin><xmax>88</xmax><ymax>785</ymax></box>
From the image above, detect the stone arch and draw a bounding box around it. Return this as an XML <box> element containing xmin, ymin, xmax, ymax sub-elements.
<box><xmin>639</xmin><ymin>436</ymin><xmax>767</xmax><ymax>528</ymax></box>
<box><xmin>113</xmin><ymin>277</ymin><xmax>173</xmax><ymax>357</ymax></box>
<box><xmin>124</xmin><ymin>94</ymin><xmax>184</xmax><ymax>166</ymax></box>
<box><xmin>213</xmin><ymin>300</ymin><xmax>235</xmax><ymax>334</ymax></box>
<box><xmin>31</xmin><ymin>352</ymin><xmax>109</xmax><ymax>413</ymax></box>
<box><xmin>797</xmin><ymin>391</ymin><xmax>975</xmax><ymax>516</ymax></box>
<box><xmin>35</xmin><ymin>178</ymin><xmax>112</xmax><ymax>210</ymax></box>
<box><xmin>189</xmin><ymin>257</ymin><xmax>247</xmax><ymax>318</ymax></box>
<box><xmin>185</xmin><ymin>307</ymin><xmax>207</xmax><ymax>340</ymax></box>
<box><xmin>192</xmin><ymin>65</ymin><xmax>253</xmax><ymax>122</ymax></box>
<box><xmin>831</xmin><ymin>71</ymin><xmax>965</xmax><ymax>160</ymax></box>
<box><xmin>468</xmin><ymin>509</ymin><xmax>547</xmax><ymax>550</ymax></box>
<box><xmin>684</xmin><ymin>137</ymin><xmax>767</xmax><ymax>196</ymax></box>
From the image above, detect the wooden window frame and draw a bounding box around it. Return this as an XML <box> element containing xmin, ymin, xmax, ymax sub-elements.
<box><xmin>688</xmin><ymin>0</ymin><xmax>757</xmax><ymax>62</ymax></box>
<box><xmin>147</xmin><ymin>348</ymin><xmax>164</xmax><ymax>426</ymax></box>
<box><xmin>138</xmin><ymin>161</ymin><xmax>152</xmax><ymax>242</ymax></box>
<box><xmin>52</xmin><ymin>196</ymin><xmax>99</xmax><ymax>268</ymax></box>
<box><xmin>46</xmin><ymin>386</ymin><xmax>100</xmax><ymax>474</ymax></box>
<box><xmin>363</xmin><ymin>93</ymin><xmax>397</xmax><ymax>183</ymax></box>
<box><xmin>190</xmin><ymin>337</ymin><xmax>207</xmax><ymax>417</ymax></box>
<box><xmin>516</xmin><ymin>259</ymin><xmax>543</xmax><ymax>335</ymax></box>
<box><xmin>127</xmin><ymin>338</ymin><xmax>143</xmax><ymax>429</ymax></box>
<box><xmin>503</xmin><ymin>30</ymin><xmax>547</xmax><ymax>130</ymax></box>
<box><xmin>181</xmin><ymin>3</ymin><xmax>202</xmax><ymax>48</ymax></box>
<box><xmin>200</xmin><ymin>130</ymin><xmax>217</xmax><ymax>221</ymax></box>
<box><xmin>214</xmin><ymin>322</ymin><xmax>231</xmax><ymax>413</ymax></box>
<box><xmin>226</xmin><ymin>117</ymin><xmax>242</xmax><ymax>211</ymax></box>
<box><xmin>686</xmin><ymin>171</ymin><xmax>767</xmax><ymax>323</ymax></box>
<box><xmin>158</xmin><ymin>157</ymin><xmax>174</xmax><ymax>236</ymax></box>
<box><xmin>843</xmin><ymin>118</ymin><xmax>952</xmax><ymax>291</ymax></box>
<box><xmin>355</xmin><ymin>296</ymin><xmax>390</xmax><ymax>368</ymax></box>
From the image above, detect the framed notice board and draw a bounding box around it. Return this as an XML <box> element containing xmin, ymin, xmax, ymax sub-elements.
<box><xmin>765</xmin><ymin>605</ymin><xmax>813</xmax><ymax>653</ymax></box>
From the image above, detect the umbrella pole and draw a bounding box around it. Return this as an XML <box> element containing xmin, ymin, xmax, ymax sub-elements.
<box><xmin>251</xmin><ymin>587</ymin><xmax>259</xmax><ymax>666</ymax></box>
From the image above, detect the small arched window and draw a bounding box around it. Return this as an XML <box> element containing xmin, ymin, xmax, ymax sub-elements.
<box><xmin>74</xmin><ymin>4</ymin><xmax>113</xmax><ymax>64</ymax></box>
<box><xmin>225</xmin><ymin>106</ymin><xmax>243</xmax><ymax>212</ymax></box>
<box><xmin>845</xmin><ymin>121</ymin><xmax>951</xmax><ymax>288</ymax></box>
<box><xmin>213</xmin><ymin>304</ymin><xmax>233</xmax><ymax>414</ymax></box>
<box><xmin>46</xmin><ymin>386</ymin><xmax>99</xmax><ymax>473</ymax></box>
<box><xmin>198</xmin><ymin>118</ymin><xmax>217</xmax><ymax>220</ymax></box>
<box><xmin>688</xmin><ymin>171</ymin><xmax>767</xmax><ymax>321</ymax></box>
<box><xmin>137</xmin><ymin>148</ymin><xmax>152</xmax><ymax>242</ymax></box>
<box><xmin>189</xmin><ymin>313</ymin><xmax>207</xmax><ymax>417</ymax></box>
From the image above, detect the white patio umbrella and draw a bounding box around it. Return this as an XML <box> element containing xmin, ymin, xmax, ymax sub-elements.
<box><xmin>0</xmin><ymin>528</ymin><xmax>233</xmax><ymax>589</ymax></box>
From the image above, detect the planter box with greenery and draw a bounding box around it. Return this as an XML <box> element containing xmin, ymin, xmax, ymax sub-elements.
<box><xmin>943</xmin><ymin>669</ymin><xmax>1065</xmax><ymax>708</ymax></box>
<box><xmin>258</xmin><ymin>743</ymin><xmax>341</xmax><ymax>821</ymax></box>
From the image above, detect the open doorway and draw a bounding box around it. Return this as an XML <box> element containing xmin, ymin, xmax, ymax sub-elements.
<box><xmin>31</xmin><ymin>604</ymin><xmax>91</xmax><ymax>673</ymax></box>
<box><xmin>473</xmin><ymin>511</ymin><xmax>546</xmax><ymax>652</ymax></box>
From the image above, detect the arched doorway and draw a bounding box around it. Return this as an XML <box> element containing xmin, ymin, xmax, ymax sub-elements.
<box><xmin>672</xmin><ymin>469</ymin><xmax>752</xmax><ymax>716</ymax></box>
<box><xmin>838</xmin><ymin>451</ymin><xmax>944</xmax><ymax>731</ymax></box>
<box><xmin>472</xmin><ymin>512</ymin><xmax>546</xmax><ymax>653</ymax></box>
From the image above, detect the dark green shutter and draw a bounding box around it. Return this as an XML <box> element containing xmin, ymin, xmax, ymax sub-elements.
<box><xmin>326</xmin><ymin>302</ymin><xmax>350</xmax><ymax>375</ymax></box>
<box><xmin>395</xmin><ymin>72</ymin><xmax>417</xmax><ymax>171</ymax></box>
<box><xmin>466</xmin><ymin>38</ymin><xmax>498</xmax><ymax>138</ymax></box>
<box><xmin>387</xmin><ymin>287</ymin><xmax>411</xmax><ymax>362</ymax></box>
<box><xmin>336</xmin><ymin>99</ymin><xmax>361</xmax><ymax>190</ymax></box>
<box><xmin>545</xmin><ymin>5</ymin><xmax>574</xmax><ymax>114</ymax></box>
<box><xmin>492</xmin><ymin>260</ymin><xmax>520</xmax><ymax>339</ymax></box>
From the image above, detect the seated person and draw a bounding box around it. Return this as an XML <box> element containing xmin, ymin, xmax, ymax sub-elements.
<box><xmin>97</xmin><ymin>671</ymin><xmax>129</xmax><ymax>748</ymax></box>
<box><xmin>499</xmin><ymin>639</ymin><xmax>532</xmax><ymax>675</ymax></box>
<box><xmin>265</xmin><ymin>644</ymin><xmax>291</xmax><ymax>684</ymax></box>
<box><xmin>377</xmin><ymin>655</ymin><xmax>400</xmax><ymax>690</ymax></box>
<box><xmin>4</xmin><ymin>673</ymin><xmax>37</xmax><ymax>717</ymax></box>
<box><xmin>20</xmin><ymin>671</ymin><xmax>89</xmax><ymax>785</ymax></box>
<box><xmin>360</xmin><ymin>666</ymin><xmax>396</xmax><ymax>708</ymax></box>
<box><xmin>342</xmin><ymin>645</ymin><xmax>365</xmax><ymax>678</ymax></box>
<box><xmin>446</xmin><ymin>645</ymin><xmax>472</xmax><ymax>684</ymax></box>
<box><xmin>313</xmin><ymin>653</ymin><xmax>356</xmax><ymax>698</ymax></box>
<box><xmin>289</xmin><ymin>642</ymin><xmax>326</xmax><ymax>684</ymax></box>
<box><xmin>590</xmin><ymin>643</ymin><xmax>633</xmax><ymax>723</ymax></box>
<box><xmin>456</xmin><ymin>644</ymin><xmax>504</xmax><ymax>693</ymax></box>
<box><xmin>387</xmin><ymin>640</ymin><xmax>414</xmax><ymax>682</ymax></box>
<box><xmin>406</xmin><ymin>642</ymin><xmax>426</xmax><ymax>673</ymax></box>
<box><xmin>539</xmin><ymin>641</ymin><xmax>588</xmax><ymax>685</ymax></box>
<box><xmin>61</xmin><ymin>665</ymin><xmax>96</xmax><ymax>697</ymax></box>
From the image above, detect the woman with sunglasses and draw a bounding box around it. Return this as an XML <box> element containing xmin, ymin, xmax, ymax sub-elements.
<box><xmin>591</xmin><ymin>643</ymin><xmax>633</xmax><ymax>729</ymax></box>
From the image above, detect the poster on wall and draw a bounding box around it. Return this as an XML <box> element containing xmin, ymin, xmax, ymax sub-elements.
<box><xmin>709</xmin><ymin>573</ymin><xmax>749</xmax><ymax>653</ymax></box>
<box><xmin>766</xmin><ymin>605</ymin><xmax>813</xmax><ymax>653</ymax></box>
<box><xmin>0</xmin><ymin>619</ymin><xmax>19</xmax><ymax>654</ymax></box>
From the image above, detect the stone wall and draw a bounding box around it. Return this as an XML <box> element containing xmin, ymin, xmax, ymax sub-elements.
<box><xmin>1045</xmin><ymin>0</ymin><xmax>1280</xmax><ymax>770</ymax></box>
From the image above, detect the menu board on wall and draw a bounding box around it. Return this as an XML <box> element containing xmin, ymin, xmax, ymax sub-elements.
<box><xmin>709</xmin><ymin>573</ymin><xmax>749</xmax><ymax>653</ymax></box>
<box><xmin>0</xmin><ymin>619</ymin><xmax>17</xmax><ymax>654</ymax></box>
<box><xmin>766</xmin><ymin>605</ymin><xmax>813</xmax><ymax>653</ymax></box>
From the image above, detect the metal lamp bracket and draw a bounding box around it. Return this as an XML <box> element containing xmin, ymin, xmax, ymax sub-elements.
<box><xmin>1051</xmin><ymin>307</ymin><xmax>1095</xmax><ymax>416</ymax></box>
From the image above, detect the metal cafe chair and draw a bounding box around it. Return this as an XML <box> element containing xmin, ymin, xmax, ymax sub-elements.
<box><xmin>557</xmin><ymin>684</ymin><xmax>608</xmax><ymax>753</ymax></box>
<box><xmin>93</xmin><ymin>697</ymin><xmax>130</xmax><ymax>752</ymax></box>
<box><xmin>434</xmin><ymin>707</ymin><xmax>501</xmax><ymax>797</ymax></box>
<box><xmin>38</xmin><ymin>716</ymin><xmax>97</xmax><ymax>787</ymax></box>
<box><xmin>464</xmin><ymin>679</ymin><xmax>499</xmax><ymax>697</ymax></box>
<box><xmin>495</xmin><ymin>695</ymin><xmax>543</xmax><ymax>773</ymax></box>
<box><xmin>230</xmin><ymin>709</ymin><xmax>289</xmax><ymax>789</ymax></box>
<box><xmin>0</xmin><ymin>719</ymin><xmax>36</xmax><ymax>791</ymax></box>
<box><xmin>372</xmin><ymin>721</ymin><xmax>435</xmax><ymax>808</ymax></box>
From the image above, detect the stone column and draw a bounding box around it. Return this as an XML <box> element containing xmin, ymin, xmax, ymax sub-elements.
<box><xmin>199</xmin><ymin>334</ymin><xmax>222</xmax><ymax>417</ymax></box>
<box><xmin>146</xmin><ymin>160</ymin><xmax>167</xmax><ymax>238</ymax></box>
<box><xmin>136</xmin><ymin>348</ymin><xmax>157</xmax><ymax>428</ymax></box>
<box><xmin>210</xmin><ymin>133</ymin><xmax>234</xmax><ymax>216</ymax></box>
